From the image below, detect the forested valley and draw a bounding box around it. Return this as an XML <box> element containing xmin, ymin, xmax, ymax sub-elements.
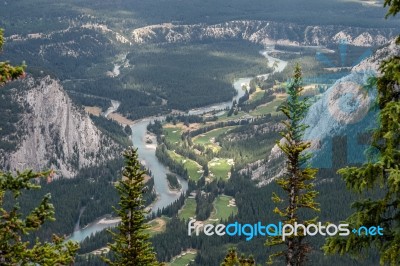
<box><xmin>1</xmin><ymin>0</ymin><xmax>399</xmax><ymax>265</ymax></box>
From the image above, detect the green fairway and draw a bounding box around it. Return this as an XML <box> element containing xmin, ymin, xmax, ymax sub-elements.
<box><xmin>178</xmin><ymin>198</ymin><xmax>197</xmax><ymax>220</ymax></box>
<box><xmin>208</xmin><ymin>158</ymin><xmax>234</xmax><ymax>180</ymax></box>
<box><xmin>193</xmin><ymin>127</ymin><xmax>235</xmax><ymax>152</ymax></box>
<box><xmin>209</xmin><ymin>195</ymin><xmax>238</xmax><ymax>221</ymax></box>
<box><xmin>164</xmin><ymin>127</ymin><xmax>183</xmax><ymax>144</ymax></box>
<box><xmin>249</xmin><ymin>96</ymin><xmax>286</xmax><ymax>116</ymax></box>
<box><xmin>193</xmin><ymin>127</ymin><xmax>228</xmax><ymax>145</ymax></box>
<box><xmin>248</xmin><ymin>88</ymin><xmax>265</xmax><ymax>103</ymax></box>
<box><xmin>168</xmin><ymin>251</ymin><xmax>197</xmax><ymax>266</ymax></box>
<box><xmin>216</xmin><ymin>111</ymin><xmax>247</xmax><ymax>122</ymax></box>
<box><xmin>145</xmin><ymin>217</ymin><xmax>169</xmax><ymax>236</ymax></box>
<box><xmin>168</xmin><ymin>151</ymin><xmax>203</xmax><ymax>181</ymax></box>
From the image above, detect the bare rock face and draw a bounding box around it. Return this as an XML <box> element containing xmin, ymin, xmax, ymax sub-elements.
<box><xmin>303</xmin><ymin>39</ymin><xmax>400</xmax><ymax>165</ymax></box>
<box><xmin>252</xmin><ymin>39</ymin><xmax>400</xmax><ymax>185</ymax></box>
<box><xmin>1</xmin><ymin>76</ymin><xmax>121</xmax><ymax>178</ymax></box>
<box><xmin>131</xmin><ymin>20</ymin><xmax>397</xmax><ymax>47</ymax></box>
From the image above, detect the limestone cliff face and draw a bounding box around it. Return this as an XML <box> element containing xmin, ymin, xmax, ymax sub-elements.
<box><xmin>1</xmin><ymin>76</ymin><xmax>121</xmax><ymax>178</ymax></box>
<box><xmin>302</xmin><ymin>39</ymin><xmax>400</xmax><ymax>167</ymax></box>
<box><xmin>131</xmin><ymin>20</ymin><xmax>397</xmax><ymax>47</ymax></box>
<box><xmin>253</xmin><ymin>39</ymin><xmax>400</xmax><ymax>186</ymax></box>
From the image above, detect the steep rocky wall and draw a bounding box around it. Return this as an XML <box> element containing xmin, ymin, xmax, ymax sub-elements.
<box><xmin>253</xmin><ymin>39</ymin><xmax>400</xmax><ymax>186</ymax></box>
<box><xmin>1</xmin><ymin>76</ymin><xmax>121</xmax><ymax>178</ymax></box>
<box><xmin>302</xmin><ymin>39</ymin><xmax>400</xmax><ymax>167</ymax></box>
<box><xmin>131</xmin><ymin>20</ymin><xmax>397</xmax><ymax>47</ymax></box>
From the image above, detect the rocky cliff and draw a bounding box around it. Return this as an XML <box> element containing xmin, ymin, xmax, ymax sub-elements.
<box><xmin>303</xmin><ymin>39</ymin><xmax>399</xmax><ymax>167</ymax></box>
<box><xmin>131</xmin><ymin>20</ymin><xmax>398</xmax><ymax>47</ymax></box>
<box><xmin>0</xmin><ymin>76</ymin><xmax>121</xmax><ymax>178</ymax></box>
<box><xmin>253</xmin><ymin>39</ymin><xmax>400</xmax><ymax>186</ymax></box>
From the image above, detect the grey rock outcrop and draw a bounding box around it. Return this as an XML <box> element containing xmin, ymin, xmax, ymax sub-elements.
<box><xmin>253</xmin><ymin>39</ymin><xmax>400</xmax><ymax>186</ymax></box>
<box><xmin>131</xmin><ymin>20</ymin><xmax>398</xmax><ymax>47</ymax></box>
<box><xmin>1</xmin><ymin>76</ymin><xmax>121</xmax><ymax>178</ymax></box>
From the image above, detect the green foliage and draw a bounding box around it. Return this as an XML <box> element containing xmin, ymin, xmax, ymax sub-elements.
<box><xmin>0</xmin><ymin>170</ymin><xmax>78</xmax><ymax>265</ymax></box>
<box><xmin>324</xmin><ymin>56</ymin><xmax>400</xmax><ymax>266</ymax></box>
<box><xmin>323</xmin><ymin>2</ymin><xmax>400</xmax><ymax>265</ymax></box>
<box><xmin>210</xmin><ymin>195</ymin><xmax>238</xmax><ymax>221</ymax></box>
<box><xmin>103</xmin><ymin>148</ymin><xmax>160</xmax><ymax>266</ymax></box>
<box><xmin>384</xmin><ymin>0</ymin><xmax>400</xmax><ymax>17</ymax></box>
<box><xmin>166</xmin><ymin>174</ymin><xmax>182</xmax><ymax>190</ymax></box>
<box><xmin>169</xmin><ymin>251</ymin><xmax>196</xmax><ymax>265</ymax></box>
<box><xmin>178</xmin><ymin>198</ymin><xmax>197</xmax><ymax>220</ymax></box>
<box><xmin>195</xmin><ymin>191</ymin><xmax>215</xmax><ymax>221</ymax></box>
<box><xmin>0</xmin><ymin>29</ymin><xmax>25</xmax><ymax>86</ymax></box>
<box><xmin>124</xmin><ymin>41</ymin><xmax>272</xmax><ymax>111</ymax></box>
<box><xmin>0</xmin><ymin>83</ymin><xmax>26</xmax><ymax>152</ymax></box>
<box><xmin>266</xmin><ymin>64</ymin><xmax>319</xmax><ymax>265</ymax></box>
<box><xmin>221</xmin><ymin>248</ymin><xmax>255</xmax><ymax>266</ymax></box>
<box><xmin>90</xmin><ymin>114</ymin><xmax>131</xmax><ymax>147</ymax></box>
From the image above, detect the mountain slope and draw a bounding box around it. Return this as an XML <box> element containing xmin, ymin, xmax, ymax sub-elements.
<box><xmin>0</xmin><ymin>76</ymin><xmax>122</xmax><ymax>178</ymax></box>
<box><xmin>253</xmin><ymin>39</ymin><xmax>400</xmax><ymax>185</ymax></box>
<box><xmin>131</xmin><ymin>20</ymin><xmax>398</xmax><ymax>47</ymax></box>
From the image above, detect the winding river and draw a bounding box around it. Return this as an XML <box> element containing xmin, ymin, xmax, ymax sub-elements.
<box><xmin>103</xmin><ymin>100</ymin><xmax>121</xmax><ymax>118</ymax></box>
<box><xmin>68</xmin><ymin>47</ymin><xmax>287</xmax><ymax>242</ymax></box>
<box><xmin>131</xmin><ymin>118</ymin><xmax>189</xmax><ymax>211</ymax></box>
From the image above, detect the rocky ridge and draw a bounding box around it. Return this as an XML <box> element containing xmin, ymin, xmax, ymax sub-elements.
<box><xmin>0</xmin><ymin>76</ymin><xmax>121</xmax><ymax>178</ymax></box>
<box><xmin>252</xmin><ymin>39</ymin><xmax>400</xmax><ymax>186</ymax></box>
<box><xmin>131</xmin><ymin>20</ymin><xmax>398</xmax><ymax>47</ymax></box>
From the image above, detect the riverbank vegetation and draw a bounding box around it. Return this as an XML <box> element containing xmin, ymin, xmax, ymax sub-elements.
<box><xmin>69</xmin><ymin>40</ymin><xmax>382</xmax><ymax>264</ymax></box>
<box><xmin>166</xmin><ymin>174</ymin><xmax>182</xmax><ymax>190</ymax></box>
<box><xmin>123</xmin><ymin>41</ymin><xmax>273</xmax><ymax>111</ymax></box>
<box><xmin>1</xmin><ymin>0</ymin><xmax>399</xmax><ymax>264</ymax></box>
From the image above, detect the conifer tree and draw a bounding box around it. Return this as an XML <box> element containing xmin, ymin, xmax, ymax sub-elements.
<box><xmin>221</xmin><ymin>248</ymin><xmax>255</xmax><ymax>266</ymax></box>
<box><xmin>0</xmin><ymin>27</ymin><xmax>77</xmax><ymax>265</ymax></box>
<box><xmin>103</xmin><ymin>148</ymin><xmax>160</xmax><ymax>266</ymax></box>
<box><xmin>0</xmin><ymin>170</ymin><xmax>79</xmax><ymax>265</ymax></box>
<box><xmin>323</xmin><ymin>2</ymin><xmax>400</xmax><ymax>265</ymax></box>
<box><xmin>384</xmin><ymin>0</ymin><xmax>400</xmax><ymax>20</ymax></box>
<box><xmin>0</xmin><ymin>29</ymin><xmax>25</xmax><ymax>85</ymax></box>
<box><xmin>266</xmin><ymin>64</ymin><xmax>319</xmax><ymax>265</ymax></box>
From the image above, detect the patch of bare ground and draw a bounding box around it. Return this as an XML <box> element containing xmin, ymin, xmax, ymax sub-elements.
<box><xmin>164</xmin><ymin>122</ymin><xmax>203</xmax><ymax>131</ymax></box>
<box><xmin>149</xmin><ymin>218</ymin><xmax>167</xmax><ymax>233</ymax></box>
<box><xmin>84</xmin><ymin>106</ymin><xmax>102</xmax><ymax>116</ymax></box>
<box><xmin>108</xmin><ymin>112</ymin><xmax>135</xmax><ymax>125</ymax></box>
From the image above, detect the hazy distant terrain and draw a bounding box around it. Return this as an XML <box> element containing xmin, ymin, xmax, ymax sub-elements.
<box><xmin>1</xmin><ymin>0</ymin><xmax>398</xmax><ymax>116</ymax></box>
<box><xmin>0</xmin><ymin>1</ymin><xmax>399</xmax><ymax>265</ymax></box>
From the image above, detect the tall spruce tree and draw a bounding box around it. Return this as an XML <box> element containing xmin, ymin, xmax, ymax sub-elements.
<box><xmin>0</xmin><ymin>29</ymin><xmax>25</xmax><ymax>85</ymax></box>
<box><xmin>323</xmin><ymin>2</ymin><xmax>400</xmax><ymax>265</ymax></box>
<box><xmin>266</xmin><ymin>64</ymin><xmax>319</xmax><ymax>266</ymax></box>
<box><xmin>0</xmin><ymin>170</ymin><xmax>79</xmax><ymax>264</ymax></box>
<box><xmin>221</xmin><ymin>249</ymin><xmax>255</xmax><ymax>266</ymax></box>
<box><xmin>103</xmin><ymin>148</ymin><xmax>160</xmax><ymax>266</ymax></box>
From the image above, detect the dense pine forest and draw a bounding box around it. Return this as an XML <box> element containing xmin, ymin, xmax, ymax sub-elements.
<box><xmin>1</xmin><ymin>0</ymin><xmax>399</xmax><ymax>265</ymax></box>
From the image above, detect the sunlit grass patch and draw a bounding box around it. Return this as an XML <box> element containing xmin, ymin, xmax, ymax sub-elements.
<box><xmin>178</xmin><ymin>198</ymin><xmax>197</xmax><ymax>221</ymax></box>
<box><xmin>163</xmin><ymin>127</ymin><xmax>182</xmax><ymax>144</ymax></box>
<box><xmin>168</xmin><ymin>250</ymin><xmax>197</xmax><ymax>266</ymax></box>
<box><xmin>248</xmin><ymin>87</ymin><xmax>265</xmax><ymax>103</ymax></box>
<box><xmin>145</xmin><ymin>217</ymin><xmax>169</xmax><ymax>236</ymax></box>
<box><xmin>209</xmin><ymin>195</ymin><xmax>238</xmax><ymax>221</ymax></box>
<box><xmin>193</xmin><ymin>127</ymin><xmax>236</xmax><ymax>152</ymax></box>
<box><xmin>249</xmin><ymin>96</ymin><xmax>286</xmax><ymax>116</ymax></box>
<box><xmin>208</xmin><ymin>158</ymin><xmax>234</xmax><ymax>180</ymax></box>
<box><xmin>168</xmin><ymin>151</ymin><xmax>203</xmax><ymax>181</ymax></box>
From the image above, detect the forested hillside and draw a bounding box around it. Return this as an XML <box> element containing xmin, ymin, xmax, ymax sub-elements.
<box><xmin>1</xmin><ymin>0</ymin><xmax>399</xmax><ymax>265</ymax></box>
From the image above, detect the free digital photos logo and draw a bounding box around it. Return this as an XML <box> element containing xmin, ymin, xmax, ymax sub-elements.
<box><xmin>186</xmin><ymin>41</ymin><xmax>382</xmax><ymax>242</ymax></box>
